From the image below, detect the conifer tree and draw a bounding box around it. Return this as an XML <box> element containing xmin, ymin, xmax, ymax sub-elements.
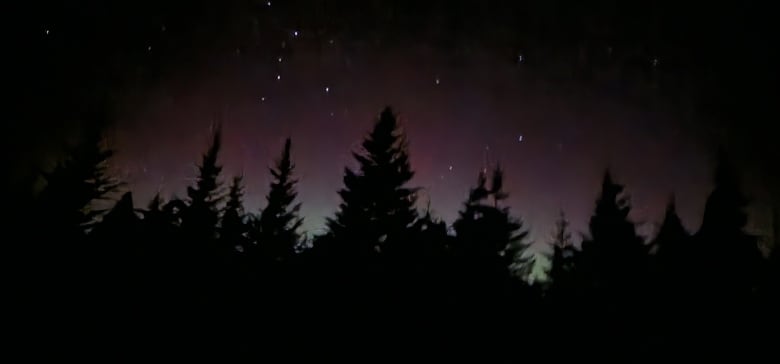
<box><xmin>579</xmin><ymin>171</ymin><xmax>648</xmax><ymax>294</ymax></box>
<box><xmin>454</xmin><ymin>166</ymin><xmax>532</xmax><ymax>281</ymax></box>
<box><xmin>254</xmin><ymin>138</ymin><xmax>304</xmax><ymax>262</ymax></box>
<box><xmin>37</xmin><ymin>124</ymin><xmax>120</xmax><ymax>236</ymax></box>
<box><xmin>181</xmin><ymin>125</ymin><xmax>225</xmax><ymax>242</ymax></box>
<box><xmin>326</xmin><ymin>107</ymin><xmax>418</xmax><ymax>255</ymax></box>
<box><xmin>652</xmin><ymin>197</ymin><xmax>691</xmax><ymax>278</ymax></box>
<box><xmin>696</xmin><ymin>152</ymin><xmax>762</xmax><ymax>295</ymax></box>
<box><xmin>221</xmin><ymin>175</ymin><xmax>249</xmax><ymax>253</ymax></box>
<box><xmin>547</xmin><ymin>210</ymin><xmax>577</xmax><ymax>286</ymax></box>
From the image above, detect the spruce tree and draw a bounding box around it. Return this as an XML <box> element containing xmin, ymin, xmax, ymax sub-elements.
<box><xmin>221</xmin><ymin>175</ymin><xmax>249</xmax><ymax>253</ymax></box>
<box><xmin>181</xmin><ymin>125</ymin><xmax>225</xmax><ymax>242</ymax></box>
<box><xmin>652</xmin><ymin>197</ymin><xmax>691</xmax><ymax>277</ymax></box>
<box><xmin>453</xmin><ymin>166</ymin><xmax>531</xmax><ymax>281</ymax></box>
<box><xmin>256</xmin><ymin>138</ymin><xmax>303</xmax><ymax>262</ymax></box>
<box><xmin>576</xmin><ymin>170</ymin><xmax>650</xmax><ymax>357</ymax></box>
<box><xmin>579</xmin><ymin>170</ymin><xmax>648</xmax><ymax>295</ymax></box>
<box><xmin>547</xmin><ymin>210</ymin><xmax>577</xmax><ymax>287</ymax></box>
<box><xmin>326</xmin><ymin>107</ymin><xmax>418</xmax><ymax>255</ymax></box>
<box><xmin>696</xmin><ymin>152</ymin><xmax>762</xmax><ymax>295</ymax></box>
<box><xmin>37</xmin><ymin>124</ymin><xmax>121</xmax><ymax>236</ymax></box>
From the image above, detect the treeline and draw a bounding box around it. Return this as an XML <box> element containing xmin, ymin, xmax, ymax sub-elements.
<box><xmin>17</xmin><ymin>107</ymin><xmax>780</xmax><ymax>361</ymax></box>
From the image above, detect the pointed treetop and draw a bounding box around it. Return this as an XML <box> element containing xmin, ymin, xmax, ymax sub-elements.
<box><xmin>468</xmin><ymin>169</ymin><xmax>490</xmax><ymax>204</ymax></box>
<box><xmin>326</xmin><ymin>106</ymin><xmax>418</xmax><ymax>246</ymax></box>
<box><xmin>257</xmin><ymin>137</ymin><xmax>303</xmax><ymax>258</ymax></box>
<box><xmin>490</xmin><ymin>163</ymin><xmax>509</xmax><ymax>206</ymax></box>
<box><xmin>552</xmin><ymin>210</ymin><xmax>573</xmax><ymax>248</ymax></box>
<box><xmin>655</xmin><ymin>194</ymin><xmax>688</xmax><ymax>243</ymax></box>
<box><xmin>226</xmin><ymin>175</ymin><xmax>245</xmax><ymax>213</ymax></box>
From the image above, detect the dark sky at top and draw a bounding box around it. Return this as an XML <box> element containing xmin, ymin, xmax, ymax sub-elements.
<box><xmin>8</xmin><ymin>1</ymin><xmax>779</xmax><ymax>251</ymax></box>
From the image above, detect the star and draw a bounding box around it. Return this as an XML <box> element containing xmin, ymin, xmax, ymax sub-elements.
<box><xmin>276</xmin><ymin>74</ymin><xmax>281</xmax><ymax>81</ymax></box>
<box><xmin>517</xmin><ymin>54</ymin><xmax>524</xmax><ymax>63</ymax></box>
<box><xmin>329</xmin><ymin>39</ymin><xmax>335</xmax><ymax>45</ymax></box>
<box><xmin>260</xmin><ymin>96</ymin><xmax>266</xmax><ymax>102</ymax></box>
<box><xmin>266</xmin><ymin>1</ymin><xmax>271</xmax><ymax>6</ymax></box>
<box><xmin>329</xmin><ymin>112</ymin><xmax>335</xmax><ymax>117</ymax></box>
<box><xmin>435</xmin><ymin>77</ymin><xmax>440</xmax><ymax>85</ymax></box>
<box><xmin>293</xmin><ymin>30</ymin><xmax>299</xmax><ymax>37</ymax></box>
<box><xmin>278</xmin><ymin>56</ymin><xmax>283</xmax><ymax>63</ymax></box>
<box><xmin>147</xmin><ymin>45</ymin><xmax>152</xmax><ymax>51</ymax></box>
<box><xmin>517</xmin><ymin>135</ymin><xmax>524</xmax><ymax>142</ymax></box>
<box><xmin>448</xmin><ymin>165</ymin><xmax>453</xmax><ymax>171</ymax></box>
<box><xmin>44</xmin><ymin>29</ymin><xmax>50</xmax><ymax>35</ymax></box>
<box><xmin>325</xmin><ymin>86</ymin><xmax>330</xmax><ymax>93</ymax></box>
<box><xmin>652</xmin><ymin>57</ymin><xmax>660</xmax><ymax>67</ymax></box>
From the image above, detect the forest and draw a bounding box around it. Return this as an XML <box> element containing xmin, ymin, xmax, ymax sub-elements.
<box><xmin>15</xmin><ymin>106</ymin><xmax>780</xmax><ymax>362</ymax></box>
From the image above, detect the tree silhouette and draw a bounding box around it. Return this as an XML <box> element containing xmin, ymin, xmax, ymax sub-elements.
<box><xmin>181</xmin><ymin>125</ymin><xmax>225</xmax><ymax>243</ymax></box>
<box><xmin>695</xmin><ymin>151</ymin><xmax>763</xmax><ymax>296</ymax></box>
<box><xmin>547</xmin><ymin>210</ymin><xmax>577</xmax><ymax>288</ymax></box>
<box><xmin>33</xmin><ymin>121</ymin><xmax>122</xmax><ymax>311</ymax></box>
<box><xmin>579</xmin><ymin>170</ymin><xmax>648</xmax><ymax>295</ymax></box>
<box><xmin>326</xmin><ymin>107</ymin><xmax>418</xmax><ymax>255</ymax></box>
<box><xmin>453</xmin><ymin>166</ymin><xmax>532</xmax><ymax>283</ymax></box>
<box><xmin>652</xmin><ymin>196</ymin><xmax>691</xmax><ymax>285</ymax></box>
<box><xmin>576</xmin><ymin>170</ymin><xmax>652</xmax><ymax>359</ymax></box>
<box><xmin>255</xmin><ymin>138</ymin><xmax>303</xmax><ymax>262</ymax></box>
<box><xmin>221</xmin><ymin>175</ymin><xmax>249</xmax><ymax>254</ymax></box>
<box><xmin>37</xmin><ymin>124</ymin><xmax>120</xmax><ymax>236</ymax></box>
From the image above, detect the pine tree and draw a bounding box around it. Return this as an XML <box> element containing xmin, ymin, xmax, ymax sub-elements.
<box><xmin>221</xmin><ymin>175</ymin><xmax>249</xmax><ymax>254</ymax></box>
<box><xmin>453</xmin><ymin>166</ymin><xmax>532</xmax><ymax>281</ymax></box>
<box><xmin>254</xmin><ymin>138</ymin><xmax>304</xmax><ymax>262</ymax></box>
<box><xmin>90</xmin><ymin>192</ymin><xmax>140</xmax><ymax>279</ymax></box>
<box><xmin>575</xmin><ymin>171</ymin><xmax>651</xmax><ymax>358</ymax></box>
<box><xmin>37</xmin><ymin>124</ymin><xmax>121</xmax><ymax>236</ymax></box>
<box><xmin>326</xmin><ymin>107</ymin><xmax>418</xmax><ymax>255</ymax></box>
<box><xmin>547</xmin><ymin>210</ymin><xmax>577</xmax><ymax>286</ymax></box>
<box><xmin>579</xmin><ymin>170</ymin><xmax>648</xmax><ymax>295</ymax></box>
<box><xmin>181</xmin><ymin>125</ymin><xmax>225</xmax><ymax>242</ymax></box>
<box><xmin>695</xmin><ymin>151</ymin><xmax>762</xmax><ymax>295</ymax></box>
<box><xmin>652</xmin><ymin>196</ymin><xmax>691</xmax><ymax>276</ymax></box>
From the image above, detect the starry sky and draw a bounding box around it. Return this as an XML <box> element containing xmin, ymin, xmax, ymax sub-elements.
<box><xmin>10</xmin><ymin>1</ymin><xmax>779</xmax><ymax>250</ymax></box>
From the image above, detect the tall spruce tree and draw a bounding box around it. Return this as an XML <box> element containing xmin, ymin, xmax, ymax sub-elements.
<box><xmin>256</xmin><ymin>138</ymin><xmax>303</xmax><ymax>261</ymax></box>
<box><xmin>221</xmin><ymin>175</ymin><xmax>249</xmax><ymax>253</ymax></box>
<box><xmin>181</xmin><ymin>125</ymin><xmax>225</xmax><ymax>242</ymax></box>
<box><xmin>453</xmin><ymin>166</ymin><xmax>532</xmax><ymax>281</ymax></box>
<box><xmin>37</xmin><ymin>124</ymin><xmax>121</xmax><ymax>236</ymax></box>
<box><xmin>579</xmin><ymin>170</ymin><xmax>648</xmax><ymax>295</ymax></box>
<box><xmin>547</xmin><ymin>210</ymin><xmax>577</xmax><ymax>287</ymax></box>
<box><xmin>696</xmin><ymin>152</ymin><xmax>762</xmax><ymax>295</ymax></box>
<box><xmin>326</xmin><ymin>107</ymin><xmax>418</xmax><ymax>255</ymax></box>
<box><xmin>652</xmin><ymin>197</ymin><xmax>691</xmax><ymax>277</ymax></box>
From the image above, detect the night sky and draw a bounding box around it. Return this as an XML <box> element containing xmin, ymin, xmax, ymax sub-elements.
<box><xmin>10</xmin><ymin>1</ymin><xmax>779</xmax><ymax>254</ymax></box>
